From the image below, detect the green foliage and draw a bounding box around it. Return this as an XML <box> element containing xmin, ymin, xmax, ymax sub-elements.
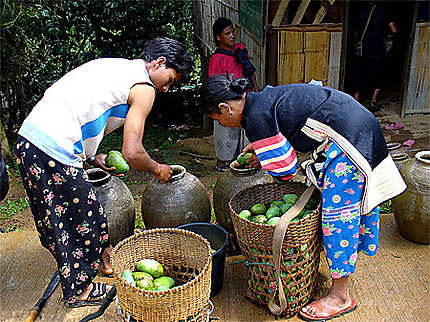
<box><xmin>0</xmin><ymin>197</ymin><xmax>30</xmax><ymax>220</ymax></box>
<box><xmin>380</xmin><ymin>200</ymin><xmax>392</xmax><ymax>214</ymax></box>
<box><xmin>1</xmin><ymin>0</ymin><xmax>200</xmax><ymax>145</ymax></box>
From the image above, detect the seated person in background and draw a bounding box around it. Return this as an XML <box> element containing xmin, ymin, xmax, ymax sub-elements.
<box><xmin>209</xmin><ymin>17</ymin><xmax>259</xmax><ymax>172</ymax></box>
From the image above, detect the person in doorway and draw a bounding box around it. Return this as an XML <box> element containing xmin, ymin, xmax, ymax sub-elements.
<box><xmin>15</xmin><ymin>37</ymin><xmax>193</xmax><ymax>307</ymax></box>
<box><xmin>351</xmin><ymin>1</ymin><xmax>398</xmax><ymax>112</ymax></box>
<box><xmin>200</xmin><ymin>74</ymin><xmax>406</xmax><ymax>321</ymax></box>
<box><xmin>209</xmin><ymin>17</ymin><xmax>259</xmax><ymax>172</ymax></box>
<box><xmin>0</xmin><ymin>142</ymin><xmax>10</xmax><ymax>202</ymax></box>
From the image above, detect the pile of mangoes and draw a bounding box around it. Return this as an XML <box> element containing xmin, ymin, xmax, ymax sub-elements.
<box><xmin>238</xmin><ymin>192</ymin><xmax>319</xmax><ymax>225</ymax></box>
<box><xmin>121</xmin><ymin>258</ymin><xmax>175</xmax><ymax>291</ymax></box>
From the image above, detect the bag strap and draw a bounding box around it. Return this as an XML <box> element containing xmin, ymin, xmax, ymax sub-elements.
<box><xmin>360</xmin><ymin>5</ymin><xmax>376</xmax><ymax>43</ymax></box>
<box><xmin>268</xmin><ymin>185</ymin><xmax>316</xmax><ymax>315</ymax></box>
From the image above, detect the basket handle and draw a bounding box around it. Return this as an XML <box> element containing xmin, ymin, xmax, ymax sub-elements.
<box><xmin>268</xmin><ymin>185</ymin><xmax>316</xmax><ymax>316</ymax></box>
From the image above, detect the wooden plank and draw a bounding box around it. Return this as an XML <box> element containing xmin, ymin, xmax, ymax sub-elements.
<box><xmin>401</xmin><ymin>1</ymin><xmax>419</xmax><ymax>117</ymax></box>
<box><xmin>313</xmin><ymin>2</ymin><xmax>328</xmax><ymax>24</ymax></box>
<box><xmin>276</xmin><ymin>23</ymin><xmax>342</xmax><ymax>32</ymax></box>
<box><xmin>414</xmin><ymin>25</ymin><xmax>430</xmax><ymax>113</ymax></box>
<box><xmin>304</xmin><ymin>31</ymin><xmax>329</xmax><ymax>84</ymax></box>
<box><xmin>272</xmin><ymin>0</ymin><xmax>290</xmax><ymax>27</ymax></box>
<box><xmin>327</xmin><ymin>31</ymin><xmax>342</xmax><ymax>89</ymax></box>
<box><xmin>405</xmin><ymin>24</ymin><xmax>421</xmax><ymax>114</ymax></box>
<box><xmin>291</xmin><ymin>0</ymin><xmax>311</xmax><ymax>25</ymax></box>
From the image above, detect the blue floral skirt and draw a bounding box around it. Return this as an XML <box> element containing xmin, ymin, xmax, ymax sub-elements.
<box><xmin>16</xmin><ymin>136</ymin><xmax>110</xmax><ymax>303</ymax></box>
<box><xmin>317</xmin><ymin>140</ymin><xmax>380</xmax><ymax>279</ymax></box>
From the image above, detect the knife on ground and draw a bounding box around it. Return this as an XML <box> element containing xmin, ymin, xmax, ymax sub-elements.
<box><xmin>24</xmin><ymin>270</ymin><xmax>60</xmax><ymax>322</ymax></box>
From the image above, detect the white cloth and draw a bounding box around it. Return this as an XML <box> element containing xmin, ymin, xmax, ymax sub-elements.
<box><xmin>19</xmin><ymin>58</ymin><xmax>154</xmax><ymax>167</ymax></box>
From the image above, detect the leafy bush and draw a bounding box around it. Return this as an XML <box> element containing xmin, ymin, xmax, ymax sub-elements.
<box><xmin>1</xmin><ymin>0</ymin><xmax>200</xmax><ymax>146</ymax></box>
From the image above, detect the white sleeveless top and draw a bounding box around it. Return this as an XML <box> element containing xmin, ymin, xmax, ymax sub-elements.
<box><xmin>19</xmin><ymin>58</ymin><xmax>155</xmax><ymax>167</ymax></box>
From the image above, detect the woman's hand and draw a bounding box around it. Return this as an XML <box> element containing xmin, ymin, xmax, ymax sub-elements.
<box><xmin>241</xmin><ymin>144</ymin><xmax>261</xmax><ymax>169</ymax></box>
<box><xmin>91</xmin><ymin>154</ymin><xmax>125</xmax><ymax>177</ymax></box>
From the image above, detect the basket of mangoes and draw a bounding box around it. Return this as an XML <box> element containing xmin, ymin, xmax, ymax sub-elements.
<box><xmin>228</xmin><ymin>182</ymin><xmax>322</xmax><ymax>318</ymax></box>
<box><xmin>112</xmin><ymin>228</ymin><xmax>212</xmax><ymax>322</ymax></box>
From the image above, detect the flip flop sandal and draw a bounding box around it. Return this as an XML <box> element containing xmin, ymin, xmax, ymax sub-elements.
<box><xmin>65</xmin><ymin>282</ymin><xmax>109</xmax><ymax>308</ymax></box>
<box><xmin>402</xmin><ymin>139</ymin><xmax>415</xmax><ymax>150</ymax></box>
<box><xmin>299</xmin><ymin>298</ymin><xmax>357</xmax><ymax>321</ymax></box>
<box><xmin>384</xmin><ymin>122</ymin><xmax>403</xmax><ymax>131</ymax></box>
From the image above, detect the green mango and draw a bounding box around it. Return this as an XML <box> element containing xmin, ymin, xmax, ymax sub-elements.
<box><xmin>105</xmin><ymin>150</ymin><xmax>129</xmax><ymax>174</ymax></box>
<box><xmin>121</xmin><ymin>269</ymin><xmax>136</xmax><ymax>286</ymax></box>
<box><xmin>280</xmin><ymin>202</ymin><xmax>293</xmax><ymax>214</ymax></box>
<box><xmin>136</xmin><ymin>277</ymin><xmax>154</xmax><ymax>290</ymax></box>
<box><xmin>270</xmin><ymin>200</ymin><xmax>284</xmax><ymax>208</ymax></box>
<box><xmin>236</xmin><ymin>152</ymin><xmax>253</xmax><ymax>165</ymax></box>
<box><xmin>154</xmin><ymin>276</ymin><xmax>175</xmax><ymax>289</ymax></box>
<box><xmin>250</xmin><ymin>203</ymin><xmax>267</xmax><ymax>215</ymax></box>
<box><xmin>136</xmin><ymin>259</ymin><xmax>164</xmax><ymax>278</ymax></box>
<box><xmin>267</xmin><ymin>217</ymin><xmax>280</xmax><ymax>226</ymax></box>
<box><xmin>251</xmin><ymin>215</ymin><xmax>267</xmax><ymax>224</ymax></box>
<box><xmin>238</xmin><ymin>209</ymin><xmax>252</xmax><ymax>220</ymax></box>
<box><xmin>155</xmin><ymin>285</ymin><xmax>170</xmax><ymax>291</ymax></box>
<box><xmin>266</xmin><ymin>206</ymin><xmax>281</xmax><ymax>219</ymax></box>
<box><xmin>132</xmin><ymin>271</ymin><xmax>153</xmax><ymax>281</ymax></box>
<box><xmin>282</xmin><ymin>193</ymin><xmax>299</xmax><ymax>204</ymax></box>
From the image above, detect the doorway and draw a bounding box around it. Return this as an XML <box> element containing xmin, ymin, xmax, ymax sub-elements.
<box><xmin>343</xmin><ymin>1</ymin><xmax>416</xmax><ymax>114</ymax></box>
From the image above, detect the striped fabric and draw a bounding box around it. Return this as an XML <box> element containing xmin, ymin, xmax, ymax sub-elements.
<box><xmin>251</xmin><ymin>133</ymin><xmax>297</xmax><ymax>179</ymax></box>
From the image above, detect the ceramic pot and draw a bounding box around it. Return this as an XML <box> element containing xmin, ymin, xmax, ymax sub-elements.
<box><xmin>391</xmin><ymin>152</ymin><xmax>409</xmax><ymax>172</ymax></box>
<box><xmin>392</xmin><ymin>151</ymin><xmax>430</xmax><ymax>244</ymax></box>
<box><xmin>213</xmin><ymin>161</ymin><xmax>273</xmax><ymax>234</ymax></box>
<box><xmin>86</xmin><ymin>168</ymin><xmax>135</xmax><ymax>246</ymax></box>
<box><xmin>141</xmin><ymin>165</ymin><xmax>211</xmax><ymax>228</ymax></box>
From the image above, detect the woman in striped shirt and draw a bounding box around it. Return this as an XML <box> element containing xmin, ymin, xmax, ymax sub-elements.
<box><xmin>200</xmin><ymin>74</ymin><xmax>406</xmax><ymax>321</ymax></box>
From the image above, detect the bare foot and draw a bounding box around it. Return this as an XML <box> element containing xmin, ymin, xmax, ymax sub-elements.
<box><xmin>300</xmin><ymin>294</ymin><xmax>354</xmax><ymax>320</ymax></box>
<box><xmin>101</xmin><ymin>245</ymin><xmax>113</xmax><ymax>275</ymax></box>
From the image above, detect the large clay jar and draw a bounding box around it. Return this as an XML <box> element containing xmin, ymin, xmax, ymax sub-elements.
<box><xmin>213</xmin><ymin>161</ymin><xmax>273</xmax><ymax>235</ymax></box>
<box><xmin>141</xmin><ymin>165</ymin><xmax>211</xmax><ymax>228</ymax></box>
<box><xmin>86</xmin><ymin>168</ymin><xmax>135</xmax><ymax>246</ymax></box>
<box><xmin>392</xmin><ymin>151</ymin><xmax>430</xmax><ymax>244</ymax></box>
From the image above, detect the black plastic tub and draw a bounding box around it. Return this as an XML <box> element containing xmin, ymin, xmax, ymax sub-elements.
<box><xmin>177</xmin><ymin>222</ymin><xmax>230</xmax><ymax>297</ymax></box>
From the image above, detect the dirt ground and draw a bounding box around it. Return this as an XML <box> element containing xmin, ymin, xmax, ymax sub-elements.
<box><xmin>1</xmin><ymin>96</ymin><xmax>429</xmax><ymax>233</ymax></box>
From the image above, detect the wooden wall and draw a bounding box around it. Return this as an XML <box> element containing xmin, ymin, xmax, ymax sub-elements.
<box><xmin>276</xmin><ymin>25</ymin><xmax>342</xmax><ymax>87</ymax></box>
<box><xmin>403</xmin><ymin>22</ymin><xmax>430</xmax><ymax>115</ymax></box>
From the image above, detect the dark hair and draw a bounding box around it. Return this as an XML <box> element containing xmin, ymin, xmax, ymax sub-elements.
<box><xmin>140</xmin><ymin>37</ymin><xmax>194</xmax><ymax>82</ymax></box>
<box><xmin>213</xmin><ymin>17</ymin><xmax>234</xmax><ymax>45</ymax></box>
<box><xmin>200</xmin><ymin>74</ymin><xmax>250</xmax><ymax>114</ymax></box>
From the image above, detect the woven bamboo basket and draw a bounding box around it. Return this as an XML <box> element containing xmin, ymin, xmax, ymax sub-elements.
<box><xmin>111</xmin><ymin>228</ymin><xmax>212</xmax><ymax>322</ymax></box>
<box><xmin>229</xmin><ymin>182</ymin><xmax>322</xmax><ymax>318</ymax></box>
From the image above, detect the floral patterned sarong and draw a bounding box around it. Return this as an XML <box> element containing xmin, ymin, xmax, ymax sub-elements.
<box><xmin>15</xmin><ymin>136</ymin><xmax>110</xmax><ymax>303</ymax></box>
<box><xmin>317</xmin><ymin>140</ymin><xmax>380</xmax><ymax>279</ymax></box>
